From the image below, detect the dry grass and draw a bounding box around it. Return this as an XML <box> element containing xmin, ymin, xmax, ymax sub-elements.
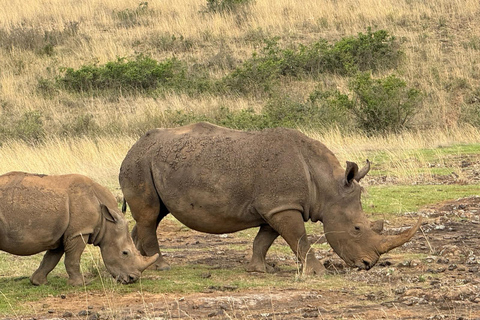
<box><xmin>0</xmin><ymin>126</ymin><xmax>478</xmax><ymax>191</ymax></box>
<box><xmin>0</xmin><ymin>136</ymin><xmax>135</xmax><ymax>190</ymax></box>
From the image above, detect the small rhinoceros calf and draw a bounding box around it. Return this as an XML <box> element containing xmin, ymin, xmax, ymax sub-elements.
<box><xmin>0</xmin><ymin>172</ymin><xmax>158</xmax><ymax>286</ymax></box>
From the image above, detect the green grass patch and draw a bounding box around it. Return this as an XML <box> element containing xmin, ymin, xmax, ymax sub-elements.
<box><xmin>416</xmin><ymin>143</ymin><xmax>480</xmax><ymax>159</ymax></box>
<box><xmin>363</xmin><ymin>184</ymin><xmax>480</xmax><ymax>216</ymax></box>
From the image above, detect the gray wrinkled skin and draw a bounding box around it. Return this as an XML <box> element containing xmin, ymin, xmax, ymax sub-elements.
<box><xmin>0</xmin><ymin>172</ymin><xmax>157</xmax><ymax>286</ymax></box>
<box><xmin>119</xmin><ymin>122</ymin><xmax>420</xmax><ymax>275</ymax></box>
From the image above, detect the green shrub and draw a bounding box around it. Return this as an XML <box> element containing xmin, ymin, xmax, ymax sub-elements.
<box><xmin>14</xmin><ymin>111</ymin><xmax>45</xmax><ymax>144</ymax></box>
<box><xmin>308</xmin><ymin>89</ymin><xmax>353</xmax><ymax>126</ymax></box>
<box><xmin>204</xmin><ymin>0</ymin><xmax>254</xmax><ymax>13</ymax></box>
<box><xmin>460</xmin><ymin>87</ymin><xmax>480</xmax><ymax>127</ymax></box>
<box><xmin>113</xmin><ymin>2</ymin><xmax>151</xmax><ymax>28</ymax></box>
<box><xmin>61</xmin><ymin>113</ymin><xmax>100</xmax><ymax>137</ymax></box>
<box><xmin>221</xmin><ymin>29</ymin><xmax>402</xmax><ymax>95</ymax></box>
<box><xmin>147</xmin><ymin>33</ymin><xmax>194</xmax><ymax>53</ymax></box>
<box><xmin>347</xmin><ymin>72</ymin><xmax>421</xmax><ymax>133</ymax></box>
<box><xmin>327</xmin><ymin>27</ymin><xmax>403</xmax><ymax>75</ymax></box>
<box><xmin>212</xmin><ymin>107</ymin><xmax>270</xmax><ymax>130</ymax></box>
<box><xmin>57</xmin><ymin>55</ymin><xmax>185</xmax><ymax>93</ymax></box>
<box><xmin>0</xmin><ymin>22</ymin><xmax>80</xmax><ymax>55</ymax></box>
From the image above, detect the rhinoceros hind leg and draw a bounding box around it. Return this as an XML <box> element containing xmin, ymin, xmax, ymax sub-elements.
<box><xmin>30</xmin><ymin>248</ymin><xmax>65</xmax><ymax>286</ymax></box>
<box><xmin>265</xmin><ymin>210</ymin><xmax>326</xmax><ymax>276</ymax></box>
<box><xmin>246</xmin><ymin>224</ymin><xmax>279</xmax><ymax>273</ymax></box>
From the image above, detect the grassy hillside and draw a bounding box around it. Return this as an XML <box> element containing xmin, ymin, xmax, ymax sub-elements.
<box><xmin>1</xmin><ymin>0</ymin><xmax>480</xmax><ymax>144</ymax></box>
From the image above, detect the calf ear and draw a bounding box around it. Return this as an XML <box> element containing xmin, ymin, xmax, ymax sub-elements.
<box><xmin>101</xmin><ymin>204</ymin><xmax>118</xmax><ymax>223</ymax></box>
<box><xmin>345</xmin><ymin>161</ymin><xmax>359</xmax><ymax>186</ymax></box>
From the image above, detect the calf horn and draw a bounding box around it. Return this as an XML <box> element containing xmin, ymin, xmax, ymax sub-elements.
<box><xmin>139</xmin><ymin>253</ymin><xmax>159</xmax><ymax>272</ymax></box>
<box><xmin>377</xmin><ymin>217</ymin><xmax>422</xmax><ymax>254</ymax></box>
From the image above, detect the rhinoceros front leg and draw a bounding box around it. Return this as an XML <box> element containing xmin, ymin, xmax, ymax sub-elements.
<box><xmin>132</xmin><ymin>221</ymin><xmax>170</xmax><ymax>270</ymax></box>
<box><xmin>128</xmin><ymin>195</ymin><xmax>170</xmax><ymax>271</ymax></box>
<box><xmin>30</xmin><ymin>247</ymin><xmax>65</xmax><ymax>285</ymax></box>
<box><xmin>266</xmin><ymin>210</ymin><xmax>325</xmax><ymax>276</ymax></box>
<box><xmin>64</xmin><ymin>235</ymin><xmax>88</xmax><ymax>286</ymax></box>
<box><xmin>246</xmin><ymin>224</ymin><xmax>279</xmax><ymax>273</ymax></box>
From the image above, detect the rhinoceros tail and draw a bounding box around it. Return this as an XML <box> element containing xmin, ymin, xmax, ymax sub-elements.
<box><xmin>122</xmin><ymin>198</ymin><xmax>127</xmax><ymax>214</ymax></box>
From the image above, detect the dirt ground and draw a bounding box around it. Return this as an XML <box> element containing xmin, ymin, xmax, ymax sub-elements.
<box><xmin>15</xmin><ymin>194</ymin><xmax>478</xmax><ymax>320</ymax></box>
<box><xmin>8</xmin><ymin>159</ymin><xmax>480</xmax><ymax>320</ymax></box>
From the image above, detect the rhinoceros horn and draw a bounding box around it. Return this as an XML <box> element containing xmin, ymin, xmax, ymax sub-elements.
<box><xmin>355</xmin><ymin>160</ymin><xmax>370</xmax><ymax>182</ymax></box>
<box><xmin>139</xmin><ymin>254</ymin><xmax>159</xmax><ymax>272</ymax></box>
<box><xmin>377</xmin><ymin>217</ymin><xmax>423</xmax><ymax>254</ymax></box>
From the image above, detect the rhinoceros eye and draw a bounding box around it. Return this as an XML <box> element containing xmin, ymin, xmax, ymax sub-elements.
<box><xmin>122</xmin><ymin>250</ymin><xmax>130</xmax><ymax>257</ymax></box>
<box><xmin>354</xmin><ymin>226</ymin><xmax>361</xmax><ymax>231</ymax></box>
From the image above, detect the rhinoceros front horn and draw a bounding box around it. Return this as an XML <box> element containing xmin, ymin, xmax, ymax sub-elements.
<box><xmin>377</xmin><ymin>217</ymin><xmax>422</xmax><ymax>254</ymax></box>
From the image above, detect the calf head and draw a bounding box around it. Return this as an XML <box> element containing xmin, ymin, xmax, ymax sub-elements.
<box><xmin>323</xmin><ymin>160</ymin><xmax>421</xmax><ymax>270</ymax></box>
<box><xmin>97</xmin><ymin>205</ymin><xmax>158</xmax><ymax>283</ymax></box>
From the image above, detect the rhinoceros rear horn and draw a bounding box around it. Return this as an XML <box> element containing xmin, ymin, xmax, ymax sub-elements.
<box><xmin>355</xmin><ymin>160</ymin><xmax>370</xmax><ymax>182</ymax></box>
<box><xmin>377</xmin><ymin>217</ymin><xmax>422</xmax><ymax>254</ymax></box>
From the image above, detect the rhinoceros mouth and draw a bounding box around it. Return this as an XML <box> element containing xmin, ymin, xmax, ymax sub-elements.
<box><xmin>115</xmin><ymin>273</ymin><xmax>140</xmax><ymax>284</ymax></box>
<box><xmin>354</xmin><ymin>259</ymin><xmax>376</xmax><ymax>271</ymax></box>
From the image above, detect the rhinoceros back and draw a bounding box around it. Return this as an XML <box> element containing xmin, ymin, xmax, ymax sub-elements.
<box><xmin>120</xmin><ymin>122</ymin><xmax>319</xmax><ymax>233</ymax></box>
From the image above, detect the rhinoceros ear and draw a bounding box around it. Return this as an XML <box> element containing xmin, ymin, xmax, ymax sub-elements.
<box><xmin>101</xmin><ymin>204</ymin><xmax>118</xmax><ymax>223</ymax></box>
<box><xmin>371</xmin><ymin>219</ymin><xmax>384</xmax><ymax>234</ymax></box>
<box><xmin>345</xmin><ymin>161</ymin><xmax>359</xmax><ymax>186</ymax></box>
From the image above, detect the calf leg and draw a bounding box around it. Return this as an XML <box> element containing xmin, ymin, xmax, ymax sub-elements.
<box><xmin>246</xmin><ymin>224</ymin><xmax>279</xmax><ymax>273</ymax></box>
<box><xmin>30</xmin><ymin>247</ymin><xmax>64</xmax><ymax>285</ymax></box>
<box><xmin>64</xmin><ymin>235</ymin><xmax>88</xmax><ymax>286</ymax></box>
<box><xmin>265</xmin><ymin>210</ymin><xmax>325</xmax><ymax>275</ymax></box>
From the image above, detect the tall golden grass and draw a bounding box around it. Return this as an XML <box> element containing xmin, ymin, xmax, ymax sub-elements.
<box><xmin>0</xmin><ymin>126</ymin><xmax>478</xmax><ymax>190</ymax></box>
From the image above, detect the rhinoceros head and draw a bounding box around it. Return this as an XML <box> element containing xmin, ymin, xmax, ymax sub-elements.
<box><xmin>322</xmin><ymin>160</ymin><xmax>421</xmax><ymax>270</ymax></box>
<box><xmin>96</xmin><ymin>205</ymin><xmax>158</xmax><ymax>283</ymax></box>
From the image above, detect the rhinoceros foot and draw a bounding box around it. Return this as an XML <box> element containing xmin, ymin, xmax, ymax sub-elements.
<box><xmin>67</xmin><ymin>276</ymin><xmax>86</xmax><ymax>286</ymax></box>
<box><xmin>30</xmin><ymin>274</ymin><xmax>48</xmax><ymax>286</ymax></box>
<box><xmin>153</xmin><ymin>260</ymin><xmax>171</xmax><ymax>271</ymax></box>
<box><xmin>245</xmin><ymin>261</ymin><xmax>277</xmax><ymax>273</ymax></box>
<box><xmin>302</xmin><ymin>258</ymin><xmax>326</xmax><ymax>276</ymax></box>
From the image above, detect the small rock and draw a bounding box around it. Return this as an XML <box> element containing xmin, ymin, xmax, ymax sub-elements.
<box><xmin>448</xmin><ymin>264</ymin><xmax>457</xmax><ymax>271</ymax></box>
<box><xmin>62</xmin><ymin>311</ymin><xmax>73</xmax><ymax>318</ymax></box>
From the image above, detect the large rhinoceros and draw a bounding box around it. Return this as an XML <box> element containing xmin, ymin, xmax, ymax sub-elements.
<box><xmin>119</xmin><ymin>122</ymin><xmax>421</xmax><ymax>275</ymax></box>
<box><xmin>0</xmin><ymin>172</ymin><xmax>158</xmax><ymax>286</ymax></box>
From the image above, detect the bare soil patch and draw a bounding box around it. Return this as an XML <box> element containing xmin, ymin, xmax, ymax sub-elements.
<box><xmin>16</xmin><ymin>195</ymin><xmax>480</xmax><ymax>320</ymax></box>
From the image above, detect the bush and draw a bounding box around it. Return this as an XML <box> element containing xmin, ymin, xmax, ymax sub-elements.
<box><xmin>213</xmin><ymin>107</ymin><xmax>270</xmax><ymax>129</ymax></box>
<box><xmin>113</xmin><ymin>2</ymin><xmax>151</xmax><ymax>28</ymax></box>
<box><xmin>347</xmin><ymin>72</ymin><xmax>421</xmax><ymax>133</ymax></box>
<box><xmin>204</xmin><ymin>0</ymin><xmax>254</xmax><ymax>13</ymax></box>
<box><xmin>327</xmin><ymin>27</ymin><xmax>403</xmax><ymax>75</ymax></box>
<box><xmin>0</xmin><ymin>22</ymin><xmax>80</xmax><ymax>55</ymax></box>
<box><xmin>460</xmin><ymin>87</ymin><xmax>480</xmax><ymax>127</ymax></box>
<box><xmin>57</xmin><ymin>55</ymin><xmax>186</xmax><ymax>93</ymax></box>
<box><xmin>61</xmin><ymin>113</ymin><xmax>100</xmax><ymax>137</ymax></box>
<box><xmin>222</xmin><ymin>29</ymin><xmax>403</xmax><ymax>95</ymax></box>
<box><xmin>14</xmin><ymin>111</ymin><xmax>46</xmax><ymax>144</ymax></box>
